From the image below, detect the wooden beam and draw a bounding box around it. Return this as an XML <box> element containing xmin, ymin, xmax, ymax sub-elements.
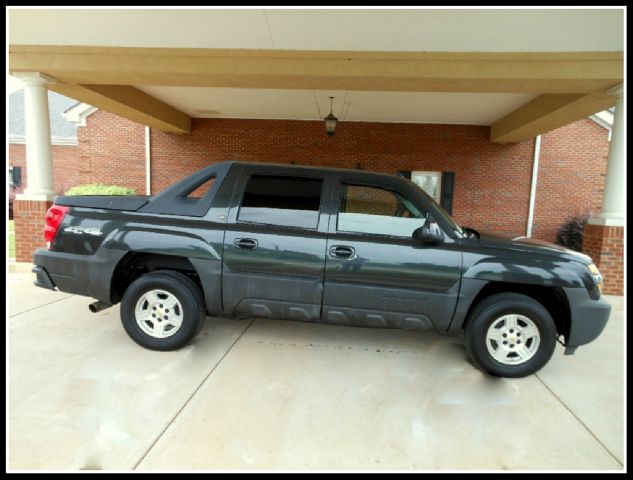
<box><xmin>491</xmin><ymin>93</ymin><xmax>617</xmax><ymax>143</ymax></box>
<box><xmin>47</xmin><ymin>83</ymin><xmax>191</xmax><ymax>133</ymax></box>
<box><xmin>10</xmin><ymin>45</ymin><xmax>623</xmax><ymax>94</ymax></box>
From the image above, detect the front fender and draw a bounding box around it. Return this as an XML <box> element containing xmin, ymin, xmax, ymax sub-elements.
<box><xmin>446</xmin><ymin>249</ymin><xmax>596</xmax><ymax>333</ymax></box>
<box><xmin>463</xmin><ymin>254</ymin><xmax>587</xmax><ymax>289</ymax></box>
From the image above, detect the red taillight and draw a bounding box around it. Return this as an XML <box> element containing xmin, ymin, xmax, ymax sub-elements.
<box><xmin>44</xmin><ymin>205</ymin><xmax>70</xmax><ymax>247</ymax></box>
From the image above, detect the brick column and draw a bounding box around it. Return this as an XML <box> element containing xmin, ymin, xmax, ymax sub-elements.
<box><xmin>14</xmin><ymin>199</ymin><xmax>53</xmax><ymax>263</ymax></box>
<box><xmin>583</xmin><ymin>224</ymin><xmax>624</xmax><ymax>295</ymax></box>
<box><xmin>583</xmin><ymin>87</ymin><xmax>624</xmax><ymax>295</ymax></box>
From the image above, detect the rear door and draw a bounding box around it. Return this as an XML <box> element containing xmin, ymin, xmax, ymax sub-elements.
<box><xmin>322</xmin><ymin>177</ymin><xmax>462</xmax><ymax>331</ymax></box>
<box><xmin>222</xmin><ymin>166</ymin><xmax>330</xmax><ymax>321</ymax></box>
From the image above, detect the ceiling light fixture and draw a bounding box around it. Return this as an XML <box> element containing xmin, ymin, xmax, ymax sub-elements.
<box><xmin>324</xmin><ymin>96</ymin><xmax>338</xmax><ymax>137</ymax></box>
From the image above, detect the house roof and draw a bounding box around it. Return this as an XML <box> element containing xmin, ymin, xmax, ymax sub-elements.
<box><xmin>590</xmin><ymin>109</ymin><xmax>614</xmax><ymax>131</ymax></box>
<box><xmin>62</xmin><ymin>102</ymin><xmax>98</xmax><ymax>126</ymax></box>
<box><xmin>9</xmin><ymin>89</ymin><xmax>79</xmax><ymax>144</ymax></box>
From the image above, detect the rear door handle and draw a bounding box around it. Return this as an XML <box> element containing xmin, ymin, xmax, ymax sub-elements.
<box><xmin>234</xmin><ymin>238</ymin><xmax>258</xmax><ymax>250</ymax></box>
<box><xmin>329</xmin><ymin>245</ymin><xmax>356</xmax><ymax>259</ymax></box>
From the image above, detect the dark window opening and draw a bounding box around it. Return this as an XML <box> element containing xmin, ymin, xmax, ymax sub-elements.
<box><xmin>238</xmin><ymin>175</ymin><xmax>323</xmax><ymax>229</ymax></box>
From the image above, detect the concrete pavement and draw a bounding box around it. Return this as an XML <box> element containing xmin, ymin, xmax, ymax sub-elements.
<box><xmin>7</xmin><ymin>272</ymin><xmax>625</xmax><ymax>471</ymax></box>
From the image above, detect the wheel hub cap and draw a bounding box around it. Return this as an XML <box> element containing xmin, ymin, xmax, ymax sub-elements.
<box><xmin>134</xmin><ymin>289</ymin><xmax>183</xmax><ymax>339</ymax></box>
<box><xmin>485</xmin><ymin>314</ymin><xmax>540</xmax><ymax>365</ymax></box>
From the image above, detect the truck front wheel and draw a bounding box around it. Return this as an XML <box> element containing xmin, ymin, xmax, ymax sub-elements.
<box><xmin>465</xmin><ymin>293</ymin><xmax>557</xmax><ymax>377</ymax></box>
<box><xmin>120</xmin><ymin>270</ymin><xmax>206</xmax><ymax>350</ymax></box>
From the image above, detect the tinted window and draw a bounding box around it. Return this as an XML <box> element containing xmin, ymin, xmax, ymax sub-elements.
<box><xmin>238</xmin><ymin>175</ymin><xmax>323</xmax><ymax>229</ymax></box>
<box><xmin>338</xmin><ymin>184</ymin><xmax>428</xmax><ymax>237</ymax></box>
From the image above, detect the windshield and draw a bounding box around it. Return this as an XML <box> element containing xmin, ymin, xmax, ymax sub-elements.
<box><xmin>410</xmin><ymin>181</ymin><xmax>463</xmax><ymax>236</ymax></box>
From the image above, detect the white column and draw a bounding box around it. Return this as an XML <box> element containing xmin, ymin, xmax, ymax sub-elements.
<box><xmin>589</xmin><ymin>88</ymin><xmax>625</xmax><ymax>226</ymax></box>
<box><xmin>145</xmin><ymin>126</ymin><xmax>152</xmax><ymax>195</ymax></box>
<box><xmin>14</xmin><ymin>72</ymin><xmax>57</xmax><ymax>198</ymax></box>
<box><xmin>526</xmin><ymin>134</ymin><xmax>542</xmax><ymax>237</ymax></box>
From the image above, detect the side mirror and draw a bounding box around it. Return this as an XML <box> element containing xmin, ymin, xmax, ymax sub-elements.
<box><xmin>412</xmin><ymin>215</ymin><xmax>445</xmax><ymax>245</ymax></box>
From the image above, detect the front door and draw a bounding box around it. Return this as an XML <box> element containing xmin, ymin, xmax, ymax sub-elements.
<box><xmin>322</xmin><ymin>181</ymin><xmax>462</xmax><ymax>331</ymax></box>
<box><xmin>222</xmin><ymin>170</ymin><xmax>329</xmax><ymax>321</ymax></box>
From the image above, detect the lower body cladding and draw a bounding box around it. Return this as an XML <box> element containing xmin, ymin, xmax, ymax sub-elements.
<box><xmin>31</xmin><ymin>249</ymin><xmax>611</xmax><ymax>352</ymax></box>
<box><xmin>223</xmin><ymin>271</ymin><xmax>445</xmax><ymax>330</ymax></box>
<box><xmin>232</xmin><ymin>299</ymin><xmax>433</xmax><ymax>330</ymax></box>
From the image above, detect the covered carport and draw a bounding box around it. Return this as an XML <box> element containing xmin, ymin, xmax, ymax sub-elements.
<box><xmin>9</xmin><ymin>8</ymin><xmax>625</xmax><ymax>292</ymax></box>
<box><xmin>8</xmin><ymin>8</ymin><xmax>625</xmax><ymax>471</ymax></box>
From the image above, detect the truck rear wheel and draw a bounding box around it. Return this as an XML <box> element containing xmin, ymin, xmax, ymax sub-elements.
<box><xmin>464</xmin><ymin>293</ymin><xmax>557</xmax><ymax>377</ymax></box>
<box><xmin>120</xmin><ymin>270</ymin><xmax>206</xmax><ymax>350</ymax></box>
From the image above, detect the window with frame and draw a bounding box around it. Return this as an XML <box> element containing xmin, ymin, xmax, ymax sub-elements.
<box><xmin>238</xmin><ymin>175</ymin><xmax>323</xmax><ymax>229</ymax></box>
<box><xmin>338</xmin><ymin>184</ymin><xmax>428</xmax><ymax>237</ymax></box>
<box><xmin>411</xmin><ymin>171</ymin><xmax>441</xmax><ymax>204</ymax></box>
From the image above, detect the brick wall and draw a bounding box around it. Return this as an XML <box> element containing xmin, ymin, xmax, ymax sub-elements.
<box><xmin>9</xmin><ymin>143</ymin><xmax>82</xmax><ymax>195</ymax></box>
<box><xmin>583</xmin><ymin>224</ymin><xmax>624</xmax><ymax>295</ymax></box>
<box><xmin>13</xmin><ymin>199</ymin><xmax>53</xmax><ymax>263</ymax></box>
<box><xmin>77</xmin><ymin>110</ymin><xmax>147</xmax><ymax>194</ymax></box>
<box><xmin>532</xmin><ymin>119</ymin><xmax>609</xmax><ymax>242</ymax></box>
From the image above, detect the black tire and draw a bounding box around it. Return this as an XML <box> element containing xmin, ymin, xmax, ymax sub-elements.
<box><xmin>121</xmin><ymin>270</ymin><xmax>206</xmax><ymax>351</ymax></box>
<box><xmin>464</xmin><ymin>293</ymin><xmax>557</xmax><ymax>378</ymax></box>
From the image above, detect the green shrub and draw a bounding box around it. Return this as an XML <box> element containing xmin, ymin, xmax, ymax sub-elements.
<box><xmin>65</xmin><ymin>184</ymin><xmax>136</xmax><ymax>196</ymax></box>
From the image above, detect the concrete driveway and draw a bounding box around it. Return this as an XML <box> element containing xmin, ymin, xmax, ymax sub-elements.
<box><xmin>8</xmin><ymin>271</ymin><xmax>624</xmax><ymax>471</ymax></box>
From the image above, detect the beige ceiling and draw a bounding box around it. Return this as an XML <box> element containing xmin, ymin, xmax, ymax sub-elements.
<box><xmin>8</xmin><ymin>9</ymin><xmax>623</xmax><ymax>52</ymax></box>
<box><xmin>138</xmin><ymin>86</ymin><xmax>536</xmax><ymax>125</ymax></box>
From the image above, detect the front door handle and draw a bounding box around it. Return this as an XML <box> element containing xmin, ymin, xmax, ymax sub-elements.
<box><xmin>234</xmin><ymin>238</ymin><xmax>258</xmax><ymax>250</ymax></box>
<box><xmin>329</xmin><ymin>245</ymin><xmax>356</xmax><ymax>259</ymax></box>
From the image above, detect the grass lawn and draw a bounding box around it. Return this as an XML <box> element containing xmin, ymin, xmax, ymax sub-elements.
<box><xmin>9</xmin><ymin>220</ymin><xmax>15</xmax><ymax>259</ymax></box>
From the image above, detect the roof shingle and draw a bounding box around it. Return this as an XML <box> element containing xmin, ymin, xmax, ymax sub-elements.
<box><xmin>9</xmin><ymin>89</ymin><xmax>79</xmax><ymax>140</ymax></box>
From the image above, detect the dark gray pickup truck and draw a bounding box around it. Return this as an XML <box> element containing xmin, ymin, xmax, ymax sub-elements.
<box><xmin>33</xmin><ymin>161</ymin><xmax>610</xmax><ymax>377</ymax></box>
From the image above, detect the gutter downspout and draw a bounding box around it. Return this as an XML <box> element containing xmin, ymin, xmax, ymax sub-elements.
<box><xmin>145</xmin><ymin>126</ymin><xmax>151</xmax><ymax>195</ymax></box>
<box><xmin>526</xmin><ymin>134</ymin><xmax>541</xmax><ymax>237</ymax></box>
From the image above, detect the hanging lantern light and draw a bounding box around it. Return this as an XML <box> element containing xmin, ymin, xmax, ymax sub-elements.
<box><xmin>324</xmin><ymin>96</ymin><xmax>338</xmax><ymax>137</ymax></box>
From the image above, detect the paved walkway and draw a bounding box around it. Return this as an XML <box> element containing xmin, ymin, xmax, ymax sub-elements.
<box><xmin>8</xmin><ymin>272</ymin><xmax>624</xmax><ymax>471</ymax></box>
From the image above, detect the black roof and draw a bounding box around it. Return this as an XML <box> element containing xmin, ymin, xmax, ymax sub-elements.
<box><xmin>219</xmin><ymin>160</ymin><xmax>389</xmax><ymax>178</ymax></box>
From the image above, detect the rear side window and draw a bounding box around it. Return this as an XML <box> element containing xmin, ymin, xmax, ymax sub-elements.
<box><xmin>238</xmin><ymin>175</ymin><xmax>323</xmax><ymax>229</ymax></box>
<box><xmin>185</xmin><ymin>176</ymin><xmax>215</xmax><ymax>199</ymax></box>
<box><xmin>139</xmin><ymin>163</ymin><xmax>231</xmax><ymax>217</ymax></box>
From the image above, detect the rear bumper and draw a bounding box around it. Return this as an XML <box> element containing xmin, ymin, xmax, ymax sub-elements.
<box><xmin>33</xmin><ymin>247</ymin><xmax>127</xmax><ymax>303</ymax></box>
<box><xmin>32</xmin><ymin>265</ymin><xmax>56</xmax><ymax>290</ymax></box>
<box><xmin>564</xmin><ymin>287</ymin><xmax>611</xmax><ymax>348</ymax></box>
